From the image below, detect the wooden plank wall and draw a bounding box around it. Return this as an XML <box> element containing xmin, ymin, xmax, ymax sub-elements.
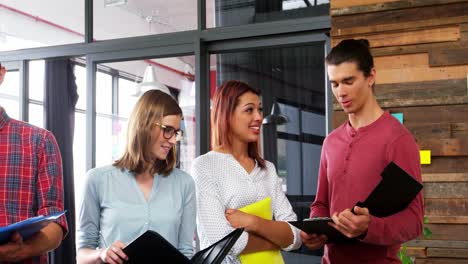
<box><xmin>330</xmin><ymin>0</ymin><xmax>468</xmax><ymax>263</ymax></box>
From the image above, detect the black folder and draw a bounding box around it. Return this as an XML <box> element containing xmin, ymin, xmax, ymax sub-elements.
<box><xmin>355</xmin><ymin>161</ymin><xmax>423</xmax><ymax>218</ymax></box>
<box><xmin>291</xmin><ymin>162</ymin><xmax>423</xmax><ymax>243</ymax></box>
<box><xmin>123</xmin><ymin>228</ymin><xmax>243</xmax><ymax>264</ymax></box>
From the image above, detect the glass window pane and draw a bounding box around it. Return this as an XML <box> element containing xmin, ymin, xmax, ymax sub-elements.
<box><xmin>0</xmin><ymin>2</ymin><xmax>84</xmax><ymax>52</ymax></box>
<box><xmin>28</xmin><ymin>103</ymin><xmax>44</xmax><ymax>128</ymax></box>
<box><xmin>102</xmin><ymin>57</ymin><xmax>196</xmax><ymax>173</ymax></box>
<box><xmin>211</xmin><ymin>42</ymin><xmax>327</xmax><ymax>197</ymax></box>
<box><xmin>1</xmin><ymin>70</ymin><xmax>19</xmax><ymax>97</ymax></box>
<box><xmin>302</xmin><ymin>143</ymin><xmax>321</xmax><ymax>195</ymax></box>
<box><xmin>96</xmin><ymin>72</ymin><xmax>112</xmax><ymax>115</ymax></box>
<box><xmin>277</xmin><ymin>139</ymin><xmax>300</xmax><ymax>194</ymax></box>
<box><xmin>29</xmin><ymin>60</ymin><xmax>45</xmax><ymax>101</ymax></box>
<box><xmin>95</xmin><ymin>115</ymin><xmax>127</xmax><ymax>168</ymax></box>
<box><xmin>94</xmin><ymin>1</ymin><xmax>196</xmax><ymax>41</ymax></box>
<box><xmin>118</xmin><ymin>78</ymin><xmax>139</xmax><ymax>118</ymax></box>
<box><xmin>211</xmin><ymin>44</ymin><xmax>325</xmax><ymax>111</ymax></box>
<box><xmin>74</xmin><ymin>64</ymin><xmax>87</xmax><ymax>111</ymax></box>
<box><xmin>0</xmin><ymin>98</ymin><xmax>19</xmax><ymax>119</ymax></box>
<box><xmin>73</xmin><ymin>112</ymin><xmax>86</xmax><ymax>237</ymax></box>
<box><xmin>302</xmin><ymin>110</ymin><xmax>325</xmax><ymax>136</ymax></box>
<box><xmin>115</xmin><ymin>118</ymin><xmax>128</xmax><ymax>162</ymax></box>
<box><xmin>178</xmin><ymin>79</ymin><xmax>196</xmax><ymax>172</ymax></box>
<box><xmin>95</xmin><ymin>115</ymin><xmax>114</xmax><ymax>167</ymax></box>
<box><xmin>206</xmin><ymin>0</ymin><xmax>329</xmax><ymax>28</ymax></box>
<box><xmin>277</xmin><ymin>103</ymin><xmax>299</xmax><ymax>135</ymax></box>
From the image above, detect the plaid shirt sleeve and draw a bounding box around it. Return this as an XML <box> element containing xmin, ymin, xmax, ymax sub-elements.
<box><xmin>36</xmin><ymin>130</ymin><xmax>68</xmax><ymax>235</ymax></box>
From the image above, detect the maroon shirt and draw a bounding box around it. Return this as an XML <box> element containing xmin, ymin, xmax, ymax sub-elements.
<box><xmin>310</xmin><ymin>112</ymin><xmax>424</xmax><ymax>264</ymax></box>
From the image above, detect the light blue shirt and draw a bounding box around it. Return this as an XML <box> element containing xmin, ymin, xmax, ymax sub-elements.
<box><xmin>77</xmin><ymin>165</ymin><xmax>196</xmax><ymax>257</ymax></box>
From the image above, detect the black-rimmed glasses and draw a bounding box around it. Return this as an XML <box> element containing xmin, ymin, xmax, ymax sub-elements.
<box><xmin>155</xmin><ymin>123</ymin><xmax>184</xmax><ymax>141</ymax></box>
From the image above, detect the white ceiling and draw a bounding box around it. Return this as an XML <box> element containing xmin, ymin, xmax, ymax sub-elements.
<box><xmin>0</xmin><ymin>0</ymin><xmax>211</xmax><ymax>89</ymax></box>
<box><xmin>1</xmin><ymin>0</ymin><xmax>326</xmax><ymax>89</ymax></box>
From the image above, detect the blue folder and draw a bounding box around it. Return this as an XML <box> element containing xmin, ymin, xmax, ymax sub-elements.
<box><xmin>0</xmin><ymin>211</ymin><xmax>66</xmax><ymax>244</ymax></box>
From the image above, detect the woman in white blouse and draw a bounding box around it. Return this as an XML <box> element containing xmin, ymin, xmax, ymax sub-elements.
<box><xmin>191</xmin><ymin>80</ymin><xmax>301</xmax><ymax>264</ymax></box>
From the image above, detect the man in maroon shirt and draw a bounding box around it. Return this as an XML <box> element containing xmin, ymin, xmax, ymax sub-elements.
<box><xmin>301</xmin><ymin>39</ymin><xmax>424</xmax><ymax>263</ymax></box>
<box><xmin>0</xmin><ymin>63</ymin><xmax>67</xmax><ymax>263</ymax></box>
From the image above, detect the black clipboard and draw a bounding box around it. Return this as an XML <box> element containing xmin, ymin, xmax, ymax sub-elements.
<box><xmin>289</xmin><ymin>217</ymin><xmax>352</xmax><ymax>244</ymax></box>
<box><xmin>291</xmin><ymin>161</ymin><xmax>422</xmax><ymax>243</ymax></box>
<box><xmin>123</xmin><ymin>228</ymin><xmax>244</xmax><ymax>264</ymax></box>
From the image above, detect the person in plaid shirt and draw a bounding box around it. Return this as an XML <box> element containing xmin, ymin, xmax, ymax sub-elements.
<box><xmin>0</xmin><ymin>63</ymin><xmax>68</xmax><ymax>263</ymax></box>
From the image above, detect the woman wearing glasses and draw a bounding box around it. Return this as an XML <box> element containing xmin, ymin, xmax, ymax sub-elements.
<box><xmin>77</xmin><ymin>90</ymin><xmax>195</xmax><ymax>264</ymax></box>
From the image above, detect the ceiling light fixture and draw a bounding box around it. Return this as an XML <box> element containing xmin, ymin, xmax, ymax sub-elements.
<box><xmin>104</xmin><ymin>0</ymin><xmax>127</xmax><ymax>7</ymax></box>
<box><xmin>262</xmin><ymin>102</ymin><xmax>289</xmax><ymax>125</ymax></box>
<box><xmin>133</xmin><ymin>65</ymin><xmax>171</xmax><ymax>97</ymax></box>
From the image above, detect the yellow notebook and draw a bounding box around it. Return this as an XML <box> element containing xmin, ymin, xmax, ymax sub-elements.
<box><xmin>238</xmin><ymin>197</ymin><xmax>285</xmax><ymax>264</ymax></box>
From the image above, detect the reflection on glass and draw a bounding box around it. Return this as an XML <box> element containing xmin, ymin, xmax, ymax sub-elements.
<box><xmin>28</xmin><ymin>103</ymin><xmax>44</xmax><ymax>128</ymax></box>
<box><xmin>29</xmin><ymin>60</ymin><xmax>45</xmax><ymax>101</ymax></box>
<box><xmin>0</xmin><ymin>2</ymin><xmax>84</xmax><ymax>52</ymax></box>
<box><xmin>94</xmin><ymin>1</ymin><xmax>196</xmax><ymax>40</ymax></box>
<box><xmin>206</xmin><ymin>0</ymin><xmax>329</xmax><ymax>28</ymax></box>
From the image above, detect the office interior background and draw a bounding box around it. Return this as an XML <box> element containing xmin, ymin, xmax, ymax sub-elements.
<box><xmin>0</xmin><ymin>0</ymin><xmax>330</xmax><ymax>262</ymax></box>
<box><xmin>2</xmin><ymin>0</ymin><xmax>467</xmax><ymax>263</ymax></box>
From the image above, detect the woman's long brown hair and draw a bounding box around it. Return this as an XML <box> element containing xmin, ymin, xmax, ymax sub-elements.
<box><xmin>114</xmin><ymin>90</ymin><xmax>182</xmax><ymax>176</ymax></box>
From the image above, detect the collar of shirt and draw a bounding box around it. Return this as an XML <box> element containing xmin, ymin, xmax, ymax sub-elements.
<box><xmin>345</xmin><ymin>111</ymin><xmax>390</xmax><ymax>138</ymax></box>
<box><xmin>0</xmin><ymin>107</ymin><xmax>10</xmax><ymax>130</ymax></box>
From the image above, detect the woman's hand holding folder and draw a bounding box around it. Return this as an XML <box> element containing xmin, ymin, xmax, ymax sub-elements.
<box><xmin>98</xmin><ymin>240</ymin><xmax>128</xmax><ymax>264</ymax></box>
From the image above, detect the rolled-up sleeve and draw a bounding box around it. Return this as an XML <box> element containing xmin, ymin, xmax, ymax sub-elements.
<box><xmin>36</xmin><ymin>131</ymin><xmax>68</xmax><ymax>236</ymax></box>
<box><xmin>269</xmin><ymin>164</ymin><xmax>302</xmax><ymax>251</ymax></box>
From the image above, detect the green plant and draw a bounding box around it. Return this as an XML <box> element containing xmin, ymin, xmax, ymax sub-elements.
<box><xmin>422</xmin><ymin>216</ymin><xmax>432</xmax><ymax>238</ymax></box>
<box><xmin>398</xmin><ymin>244</ymin><xmax>413</xmax><ymax>264</ymax></box>
<box><xmin>398</xmin><ymin>216</ymin><xmax>432</xmax><ymax>263</ymax></box>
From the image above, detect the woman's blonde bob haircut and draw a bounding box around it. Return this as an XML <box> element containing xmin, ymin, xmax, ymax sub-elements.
<box><xmin>114</xmin><ymin>90</ymin><xmax>182</xmax><ymax>176</ymax></box>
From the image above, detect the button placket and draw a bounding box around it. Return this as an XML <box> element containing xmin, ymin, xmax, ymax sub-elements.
<box><xmin>344</xmin><ymin>132</ymin><xmax>356</xmax><ymax>174</ymax></box>
<box><xmin>145</xmin><ymin>204</ymin><xmax>150</xmax><ymax>230</ymax></box>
